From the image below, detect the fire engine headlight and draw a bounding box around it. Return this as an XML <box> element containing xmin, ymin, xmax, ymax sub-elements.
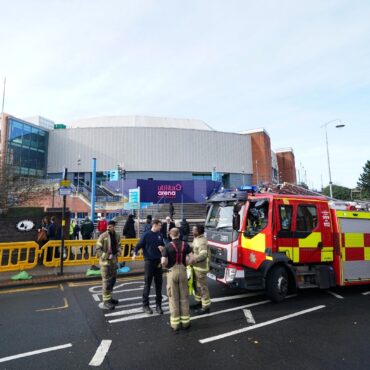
<box><xmin>225</xmin><ymin>267</ymin><xmax>237</xmax><ymax>283</ymax></box>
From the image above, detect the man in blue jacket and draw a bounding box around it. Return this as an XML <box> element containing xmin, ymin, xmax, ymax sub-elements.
<box><xmin>132</xmin><ymin>219</ymin><xmax>164</xmax><ymax>314</ymax></box>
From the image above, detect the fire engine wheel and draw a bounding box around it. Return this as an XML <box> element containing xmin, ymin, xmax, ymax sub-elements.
<box><xmin>266</xmin><ymin>266</ymin><xmax>289</xmax><ymax>303</ymax></box>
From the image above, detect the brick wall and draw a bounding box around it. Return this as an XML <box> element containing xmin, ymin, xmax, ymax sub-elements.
<box><xmin>249</xmin><ymin>131</ymin><xmax>272</xmax><ymax>185</ymax></box>
<box><xmin>276</xmin><ymin>151</ymin><xmax>297</xmax><ymax>183</ymax></box>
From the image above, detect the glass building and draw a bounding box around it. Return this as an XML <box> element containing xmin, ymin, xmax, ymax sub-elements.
<box><xmin>6</xmin><ymin>117</ymin><xmax>49</xmax><ymax>177</ymax></box>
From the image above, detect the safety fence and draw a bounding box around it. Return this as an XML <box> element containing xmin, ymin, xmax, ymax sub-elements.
<box><xmin>0</xmin><ymin>239</ymin><xmax>142</xmax><ymax>272</ymax></box>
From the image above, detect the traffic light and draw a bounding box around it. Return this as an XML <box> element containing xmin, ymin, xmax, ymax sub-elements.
<box><xmin>117</xmin><ymin>165</ymin><xmax>126</xmax><ymax>180</ymax></box>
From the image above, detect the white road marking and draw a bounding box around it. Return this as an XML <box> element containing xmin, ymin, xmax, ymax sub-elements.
<box><xmin>211</xmin><ymin>292</ymin><xmax>263</xmax><ymax>303</ymax></box>
<box><xmin>191</xmin><ymin>295</ymin><xmax>296</xmax><ymax>321</ymax></box>
<box><xmin>89</xmin><ymin>340</ymin><xmax>112</xmax><ymax>367</ymax></box>
<box><xmin>109</xmin><ymin>296</ymin><xmax>296</xmax><ymax>324</ymax></box>
<box><xmin>95</xmin><ymin>287</ymin><xmax>144</xmax><ymax>296</ymax></box>
<box><xmin>243</xmin><ymin>309</ymin><xmax>256</xmax><ymax>324</ymax></box>
<box><xmin>327</xmin><ymin>291</ymin><xmax>344</xmax><ymax>299</ymax></box>
<box><xmin>362</xmin><ymin>291</ymin><xmax>370</xmax><ymax>296</ymax></box>
<box><xmin>92</xmin><ymin>294</ymin><xmax>100</xmax><ymax>302</ymax></box>
<box><xmin>118</xmin><ymin>294</ymin><xmax>155</xmax><ymax>303</ymax></box>
<box><xmin>0</xmin><ymin>343</ymin><xmax>72</xmax><ymax>364</ymax></box>
<box><xmin>108</xmin><ymin>310</ymin><xmax>170</xmax><ymax>323</ymax></box>
<box><xmin>199</xmin><ymin>305</ymin><xmax>326</xmax><ymax>344</ymax></box>
<box><xmin>114</xmin><ymin>296</ymin><xmax>168</xmax><ymax>310</ymax></box>
<box><xmin>89</xmin><ymin>281</ymin><xmax>143</xmax><ymax>293</ymax></box>
<box><xmin>105</xmin><ymin>304</ymin><xmax>170</xmax><ymax>317</ymax></box>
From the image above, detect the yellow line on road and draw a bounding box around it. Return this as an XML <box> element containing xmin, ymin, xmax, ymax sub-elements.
<box><xmin>0</xmin><ymin>285</ymin><xmax>59</xmax><ymax>295</ymax></box>
<box><xmin>36</xmin><ymin>297</ymin><xmax>69</xmax><ymax>312</ymax></box>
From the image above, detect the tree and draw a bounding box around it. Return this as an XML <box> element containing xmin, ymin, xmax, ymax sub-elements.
<box><xmin>322</xmin><ymin>184</ymin><xmax>351</xmax><ymax>200</ymax></box>
<box><xmin>0</xmin><ymin>162</ymin><xmax>44</xmax><ymax>213</ymax></box>
<box><xmin>357</xmin><ymin>160</ymin><xmax>370</xmax><ymax>198</ymax></box>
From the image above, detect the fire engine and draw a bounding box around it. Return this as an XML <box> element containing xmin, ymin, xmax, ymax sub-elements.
<box><xmin>205</xmin><ymin>187</ymin><xmax>370</xmax><ymax>302</ymax></box>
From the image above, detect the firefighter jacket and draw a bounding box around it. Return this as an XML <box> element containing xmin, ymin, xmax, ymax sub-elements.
<box><xmin>96</xmin><ymin>231</ymin><xmax>122</xmax><ymax>266</ymax></box>
<box><xmin>192</xmin><ymin>235</ymin><xmax>209</xmax><ymax>272</ymax></box>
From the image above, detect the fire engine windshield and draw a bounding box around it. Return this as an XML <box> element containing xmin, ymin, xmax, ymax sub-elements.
<box><xmin>206</xmin><ymin>201</ymin><xmax>240</xmax><ymax>230</ymax></box>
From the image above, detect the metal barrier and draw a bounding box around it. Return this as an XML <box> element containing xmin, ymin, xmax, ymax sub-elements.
<box><xmin>0</xmin><ymin>239</ymin><xmax>142</xmax><ymax>272</ymax></box>
<box><xmin>0</xmin><ymin>242</ymin><xmax>39</xmax><ymax>272</ymax></box>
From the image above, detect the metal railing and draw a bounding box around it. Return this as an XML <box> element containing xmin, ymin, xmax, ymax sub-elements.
<box><xmin>0</xmin><ymin>239</ymin><xmax>142</xmax><ymax>272</ymax></box>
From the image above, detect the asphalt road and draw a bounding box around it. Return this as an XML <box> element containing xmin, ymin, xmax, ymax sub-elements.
<box><xmin>0</xmin><ymin>275</ymin><xmax>369</xmax><ymax>370</ymax></box>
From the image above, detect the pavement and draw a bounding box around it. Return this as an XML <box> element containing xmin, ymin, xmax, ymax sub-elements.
<box><xmin>0</xmin><ymin>276</ymin><xmax>369</xmax><ymax>369</ymax></box>
<box><xmin>0</xmin><ymin>262</ymin><xmax>145</xmax><ymax>289</ymax></box>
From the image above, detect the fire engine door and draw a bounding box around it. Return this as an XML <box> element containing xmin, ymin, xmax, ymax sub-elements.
<box><xmin>275</xmin><ymin>199</ymin><xmax>298</xmax><ymax>263</ymax></box>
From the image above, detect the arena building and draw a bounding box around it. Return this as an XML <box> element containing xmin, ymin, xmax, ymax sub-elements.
<box><xmin>0</xmin><ymin>113</ymin><xmax>296</xmax><ymax>192</ymax></box>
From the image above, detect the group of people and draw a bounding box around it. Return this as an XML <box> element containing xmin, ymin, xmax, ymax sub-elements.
<box><xmin>96</xmin><ymin>217</ymin><xmax>210</xmax><ymax>332</ymax></box>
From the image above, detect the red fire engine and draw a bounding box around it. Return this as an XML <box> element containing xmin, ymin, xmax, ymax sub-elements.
<box><xmin>205</xmin><ymin>189</ymin><xmax>370</xmax><ymax>302</ymax></box>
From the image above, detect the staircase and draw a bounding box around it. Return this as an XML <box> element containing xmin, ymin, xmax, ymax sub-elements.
<box><xmin>113</xmin><ymin>203</ymin><xmax>208</xmax><ymax>242</ymax></box>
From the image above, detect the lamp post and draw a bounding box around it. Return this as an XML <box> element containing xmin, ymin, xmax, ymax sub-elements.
<box><xmin>321</xmin><ymin>119</ymin><xmax>346</xmax><ymax>198</ymax></box>
<box><xmin>77</xmin><ymin>155</ymin><xmax>81</xmax><ymax>194</ymax></box>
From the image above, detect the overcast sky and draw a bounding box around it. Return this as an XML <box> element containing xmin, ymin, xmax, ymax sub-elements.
<box><xmin>1</xmin><ymin>0</ymin><xmax>369</xmax><ymax>189</ymax></box>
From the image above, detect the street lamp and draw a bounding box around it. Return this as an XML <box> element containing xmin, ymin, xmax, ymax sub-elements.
<box><xmin>321</xmin><ymin>119</ymin><xmax>346</xmax><ymax>198</ymax></box>
<box><xmin>77</xmin><ymin>155</ymin><xmax>81</xmax><ymax>194</ymax></box>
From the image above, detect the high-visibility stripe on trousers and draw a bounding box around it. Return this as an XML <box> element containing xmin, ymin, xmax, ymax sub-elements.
<box><xmin>167</xmin><ymin>264</ymin><xmax>190</xmax><ymax>330</ymax></box>
<box><xmin>194</xmin><ymin>269</ymin><xmax>211</xmax><ymax>309</ymax></box>
<box><xmin>101</xmin><ymin>262</ymin><xmax>117</xmax><ymax>302</ymax></box>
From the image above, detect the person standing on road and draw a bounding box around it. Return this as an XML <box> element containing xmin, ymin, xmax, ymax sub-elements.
<box><xmin>179</xmin><ymin>218</ymin><xmax>190</xmax><ymax>242</ymax></box>
<box><xmin>81</xmin><ymin>216</ymin><xmax>94</xmax><ymax>240</ymax></box>
<box><xmin>132</xmin><ymin>219</ymin><xmax>164</xmax><ymax>315</ymax></box>
<box><xmin>80</xmin><ymin>216</ymin><xmax>94</xmax><ymax>255</ymax></box>
<box><xmin>143</xmin><ymin>215</ymin><xmax>152</xmax><ymax>233</ymax></box>
<box><xmin>73</xmin><ymin>220</ymin><xmax>80</xmax><ymax>240</ymax></box>
<box><xmin>123</xmin><ymin>214</ymin><xmax>136</xmax><ymax>238</ymax></box>
<box><xmin>161</xmin><ymin>228</ymin><xmax>193</xmax><ymax>331</ymax></box>
<box><xmin>161</xmin><ymin>216</ymin><xmax>175</xmax><ymax>244</ymax></box>
<box><xmin>96</xmin><ymin>220</ymin><xmax>122</xmax><ymax>310</ymax></box>
<box><xmin>97</xmin><ymin>217</ymin><xmax>108</xmax><ymax>236</ymax></box>
<box><xmin>191</xmin><ymin>224</ymin><xmax>211</xmax><ymax>314</ymax></box>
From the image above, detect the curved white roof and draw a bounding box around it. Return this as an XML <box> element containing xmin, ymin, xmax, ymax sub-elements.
<box><xmin>68</xmin><ymin>115</ymin><xmax>214</xmax><ymax>131</ymax></box>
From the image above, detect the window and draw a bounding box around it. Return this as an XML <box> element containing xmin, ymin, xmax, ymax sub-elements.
<box><xmin>245</xmin><ymin>199</ymin><xmax>269</xmax><ymax>237</ymax></box>
<box><xmin>339</xmin><ymin>218</ymin><xmax>370</xmax><ymax>233</ymax></box>
<box><xmin>206</xmin><ymin>202</ymin><xmax>234</xmax><ymax>229</ymax></box>
<box><xmin>279</xmin><ymin>205</ymin><xmax>293</xmax><ymax>231</ymax></box>
<box><xmin>296</xmin><ymin>205</ymin><xmax>317</xmax><ymax>232</ymax></box>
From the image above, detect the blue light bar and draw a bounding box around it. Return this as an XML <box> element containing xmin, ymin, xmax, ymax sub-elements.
<box><xmin>238</xmin><ymin>185</ymin><xmax>258</xmax><ymax>193</ymax></box>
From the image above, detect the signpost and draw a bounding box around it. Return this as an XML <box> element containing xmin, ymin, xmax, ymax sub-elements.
<box><xmin>129</xmin><ymin>187</ymin><xmax>141</xmax><ymax>237</ymax></box>
<box><xmin>59</xmin><ymin>168</ymin><xmax>71</xmax><ymax>276</ymax></box>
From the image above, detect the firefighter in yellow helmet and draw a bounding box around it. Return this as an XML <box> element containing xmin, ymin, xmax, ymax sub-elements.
<box><xmin>161</xmin><ymin>228</ymin><xmax>193</xmax><ymax>332</ymax></box>
<box><xmin>191</xmin><ymin>224</ymin><xmax>211</xmax><ymax>314</ymax></box>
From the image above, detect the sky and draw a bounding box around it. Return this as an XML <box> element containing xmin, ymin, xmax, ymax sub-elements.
<box><xmin>1</xmin><ymin>0</ymin><xmax>369</xmax><ymax>189</ymax></box>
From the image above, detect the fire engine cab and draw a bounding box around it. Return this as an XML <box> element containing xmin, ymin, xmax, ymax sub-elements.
<box><xmin>206</xmin><ymin>188</ymin><xmax>370</xmax><ymax>302</ymax></box>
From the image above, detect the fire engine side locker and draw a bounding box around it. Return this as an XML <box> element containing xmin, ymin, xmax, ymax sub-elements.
<box><xmin>335</xmin><ymin>210</ymin><xmax>370</xmax><ymax>285</ymax></box>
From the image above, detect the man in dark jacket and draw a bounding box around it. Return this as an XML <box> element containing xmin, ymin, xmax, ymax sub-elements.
<box><xmin>179</xmin><ymin>218</ymin><xmax>190</xmax><ymax>242</ymax></box>
<box><xmin>143</xmin><ymin>215</ymin><xmax>152</xmax><ymax>233</ymax></box>
<box><xmin>81</xmin><ymin>216</ymin><xmax>94</xmax><ymax>239</ymax></box>
<box><xmin>161</xmin><ymin>216</ymin><xmax>175</xmax><ymax>244</ymax></box>
<box><xmin>132</xmin><ymin>219</ymin><xmax>164</xmax><ymax>314</ymax></box>
<box><xmin>123</xmin><ymin>214</ymin><xmax>136</xmax><ymax>238</ymax></box>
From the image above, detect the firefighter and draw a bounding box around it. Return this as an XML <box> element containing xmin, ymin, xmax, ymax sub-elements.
<box><xmin>191</xmin><ymin>224</ymin><xmax>211</xmax><ymax>314</ymax></box>
<box><xmin>96</xmin><ymin>220</ymin><xmax>122</xmax><ymax>310</ymax></box>
<box><xmin>161</xmin><ymin>228</ymin><xmax>193</xmax><ymax>331</ymax></box>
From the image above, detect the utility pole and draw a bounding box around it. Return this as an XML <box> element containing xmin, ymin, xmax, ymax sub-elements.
<box><xmin>91</xmin><ymin>158</ymin><xmax>97</xmax><ymax>222</ymax></box>
<box><xmin>60</xmin><ymin>168</ymin><xmax>68</xmax><ymax>276</ymax></box>
<box><xmin>1</xmin><ymin>77</ymin><xmax>6</xmax><ymax>115</ymax></box>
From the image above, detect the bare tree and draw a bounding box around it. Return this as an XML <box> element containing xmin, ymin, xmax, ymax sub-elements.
<box><xmin>0</xmin><ymin>162</ymin><xmax>47</xmax><ymax>213</ymax></box>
